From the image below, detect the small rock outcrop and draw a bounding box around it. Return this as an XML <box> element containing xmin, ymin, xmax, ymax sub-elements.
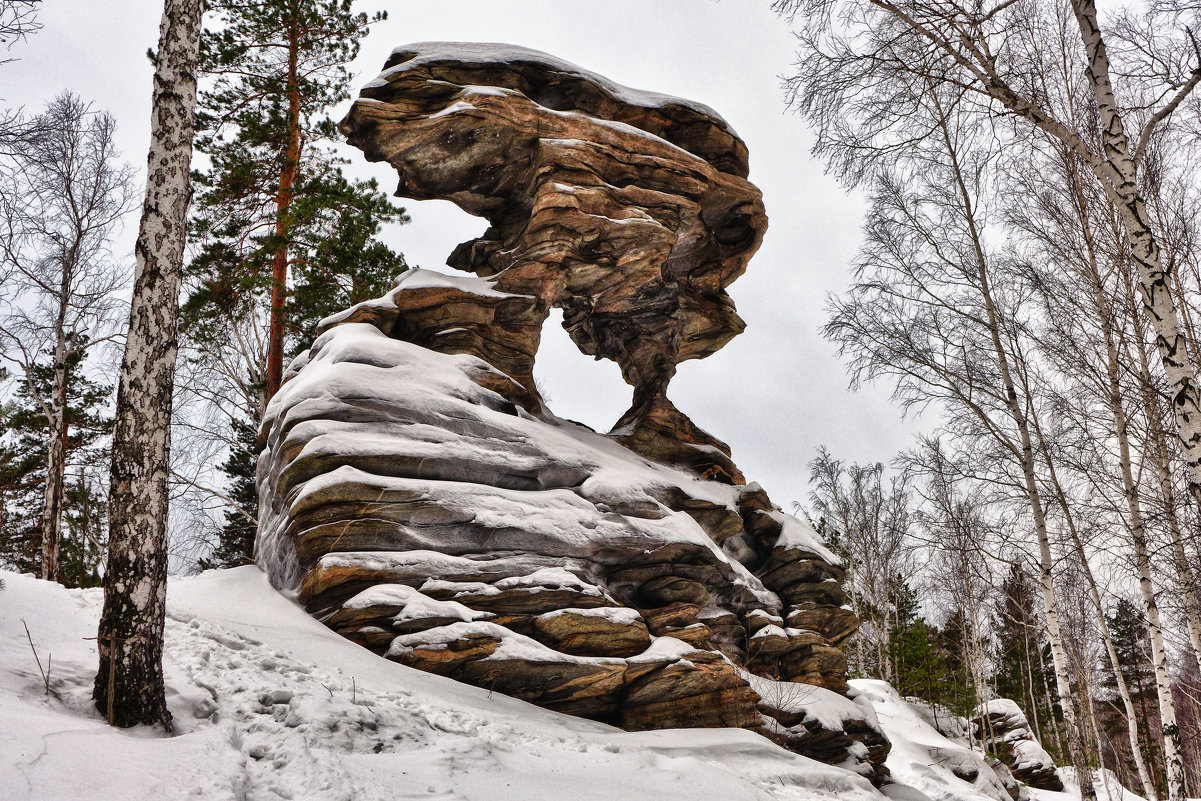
<box><xmin>257</xmin><ymin>42</ymin><xmax>883</xmax><ymax>782</ymax></box>
<box><xmin>972</xmin><ymin>699</ymin><xmax>1063</xmax><ymax>791</ymax></box>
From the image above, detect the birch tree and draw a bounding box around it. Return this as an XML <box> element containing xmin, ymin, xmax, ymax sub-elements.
<box><xmin>821</xmin><ymin>74</ymin><xmax>1098</xmax><ymax>794</ymax></box>
<box><xmin>808</xmin><ymin>447</ymin><xmax>912</xmax><ymax>680</ymax></box>
<box><xmin>0</xmin><ymin>0</ymin><xmax>38</xmax><ymax>61</ymax></box>
<box><xmin>775</xmin><ymin>0</ymin><xmax>1201</xmax><ymax>621</ymax></box>
<box><xmin>0</xmin><ymin>94</ymin><xmax>133</xmax><ymax>582</ymax></box>
<box><xmin>1010</xmin><ymin>129</ymin><xmax>1194</xmax><ymax>796</ymax></box>
<box><xmin>1134</xmin><ymin>153</ymin><xmax>1201</xmax><ymax>681</ymax></box>
<box><xmin>93</xmin><ymin>0</ymin><xmax>202</xmax><ymax>730</ymax></box>
<box><xmin>905</xmin><ymin>438</ymin><xmax>996</xmax><ymax>749</ymax></box>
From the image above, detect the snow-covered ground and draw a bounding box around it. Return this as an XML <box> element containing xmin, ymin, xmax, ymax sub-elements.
<box><xmin>0</xmin><ymin>568</ymin><xmax>1157</xmax><ymax>801</ymax></box>
<box><xmin>850</xmin><ymin>680</ymin><xmax>1017</xmax><ymax>801</ymax></box>
<box><xmin>1029</xmin><ymin>769</ymin><xmax>1157</xmax><ymax>801</ymax></box>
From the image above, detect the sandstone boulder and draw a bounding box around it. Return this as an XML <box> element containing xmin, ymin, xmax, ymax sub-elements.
<box><xmin>336</xmin><ymin>41</ymin><xmax>766</xmax><ymax>482</ymax></box>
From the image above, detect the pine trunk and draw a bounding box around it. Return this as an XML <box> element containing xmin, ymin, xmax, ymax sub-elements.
<box><xmin>265</xmin><ymin>27</ymin><xmax>302</xmax><ymax>399</ymax></box>
<box><xmin>93</xmin><ymin>0</ymin><xmax>202</xmax><ymax>730</ymax></box>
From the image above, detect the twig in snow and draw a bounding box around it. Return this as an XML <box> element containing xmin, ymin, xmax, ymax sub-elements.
<box><xmin>21</xmin><ymin>618</ymin><xmax>50</xmax><ymax>694</ymax></box>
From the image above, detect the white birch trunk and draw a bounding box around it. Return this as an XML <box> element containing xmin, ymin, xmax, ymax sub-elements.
<box><xmin>1046</xmin><ymin>168</ymin><xmax>1160</xmax><ymax>799</ymax></box>
<box><xmin>1094</xmin><ymin>270</ymin><xmax>1188</xmax><ymax>800</ymax></box>
<box><xmin>93</xmin><ymin>0</ymin><xmax>202</xmax><ymax>729</ymax></box>
<box><xmin>935</xmin><ymin>105</ymin><xmax>1096</xmax><ymax>800</ymax></box>
<box><xmin>1138</xmin><ymin>272</ymin><xmax>1201</xmax><ymax>680</ymax></box>
<box><xmin>1070</xmin><ymin>0</ymin><xmax>1201</xmax><ymax>555</ymax></box>
<box><xmin>1036</xmin><ymin>417</ymin><xmax>1158</xmax><ymax>800</ymax></box>
<box><xmin>38</xmin><ymin>232</ymin><xmax>78</xmax><ymax>583</ymax></box>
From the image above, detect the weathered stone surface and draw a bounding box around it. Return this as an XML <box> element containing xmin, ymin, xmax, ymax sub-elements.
<box><xmin>530</xmin><ymin>608</ymin><xmax>651</xmax><ymax>657</ymax></box>
<box><xmin>336</xmin><ymin>41</ymin><xmax>765</xmax><ymax>482</ymax></box>
<box><xmin>389</xmin><ymin>631</ymin><xmax>503</xmax><ymax>675</ymax></box>
<box><xmin>972</xmin><ymin>699</ymin><xmax>1063</xmax><ymax>792</ymax></box>
<box><xmin>746</xmin><ymin>670</ymin><xmax>890</xmax><ymax>784</ymax></box>
<box><xmin>257</xmin><ymin>42</ymin><xmax>881</xmax><ymax>782</ymax></box>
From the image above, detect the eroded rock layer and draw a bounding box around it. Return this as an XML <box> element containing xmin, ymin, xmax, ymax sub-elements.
<box><xmin>258</xmin><ymin>321</ymin><xmax>881</xmax><ymax>780</ymax></box>
<box><xmin>972</xmin><ymin>700</ymin><xmax>1063</xmax><ymax>791</ymax></box>
<box><xmin>257</xmin><ymin>43</ymin><xmax>884</xmax><ymax>783</ymax></box>
<box><xmin>338</xmin><ymin>41</ymin><xmax>768</xmax><ymax>484</ymax></box>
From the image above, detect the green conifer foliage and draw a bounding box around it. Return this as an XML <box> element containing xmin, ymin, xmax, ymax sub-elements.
<box><xmin>184</xmin><ymin>0</ymin><xmax>409</xmax><ymax>568</ymax></box>
<box><xmin>198</xmin><ymin>417</ymin><xmax>258</xmax><ymax>571</ymax></box>
<box><xmin>992</xmin><ymin>564</ymin><xmax>1055</xmax><ymax>739</ymax></box>
<box><xmin>0</xmin><ymin>345</ymin><xmax>112</xmax><ymax>585</ymax></box>
<box><xmin>1103</xmin><ymin>598</ymin><xmax>1163</xmax><ymax>782</ymax></box>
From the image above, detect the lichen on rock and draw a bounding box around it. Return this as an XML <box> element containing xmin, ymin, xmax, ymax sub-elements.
<box><xmin>257</xmin><ymin>42</ymin><xmax>885</xmax><ymax>783</ymax></box>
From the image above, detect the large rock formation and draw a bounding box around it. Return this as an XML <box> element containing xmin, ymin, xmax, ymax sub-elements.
<box><xmin>338</xmin><ymin>41</ymin><xmax>766</xmax><ymax>484</ymax></box>
<box><xmin>257</xmin><ymin>42</ymin><xmax>884</xmax><ymax>782</ymax></box>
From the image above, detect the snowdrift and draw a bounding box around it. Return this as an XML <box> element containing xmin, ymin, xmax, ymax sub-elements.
<box><xmin>0</xmin><ymin>567</ymin><xmax>1151</xmax><ymax>801</ymax></box>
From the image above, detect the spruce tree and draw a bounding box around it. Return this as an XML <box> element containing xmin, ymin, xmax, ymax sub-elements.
<box><xmin>887</xmin><ymin>578</ymin><xmax>944</xmax><ymax>700</ymax></box>
<box><xmin>0</xmin><ymin>345</ymin><xmax>112</xmax><ymax>585</ymax></box>
<box><xmin>185</xmin><ymin>0</ymin><xmax>409</xmax><ymax>569</ymax></box>
<box><xmin>197</xmin><ymin>416</ymin><xmax>257</xmax><ymax>571</ymax></box>
<box><xmin>1105</xmin><ymin>598</ymin><xmax>1163</xmax><ymax>779</ymax></box>
<box><xmin>936</xmin><ymin>607</ymin><xmax>985</xmax><ymax>717</ymax></box>
<box><xmin>992</xmin><ymin>563</ymin><xmax>1056</xmax><ymax>739</ymax></box>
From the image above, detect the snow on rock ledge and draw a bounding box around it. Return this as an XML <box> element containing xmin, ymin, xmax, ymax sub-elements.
<box><xmin>972</xmin><ymin>699</ymin><xmax>1063</xmax><ymax>792</ymax></box>
<box><xmin>257</xmin><ymin>43</ymin><xmax>880</xmax><ymax>783</ymax></box>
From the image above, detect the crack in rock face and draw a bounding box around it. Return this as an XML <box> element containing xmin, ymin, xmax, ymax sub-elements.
<box><xmin>256</xmin><ymin>42</ymin><xmax>888</xmax><ymax>785</ymax></box>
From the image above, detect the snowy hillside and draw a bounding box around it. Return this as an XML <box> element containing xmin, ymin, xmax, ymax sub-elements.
<box><xmin>0</xmin><ymin>568</ymin><xmax>1147</xmax><ymax>801</ymax></box>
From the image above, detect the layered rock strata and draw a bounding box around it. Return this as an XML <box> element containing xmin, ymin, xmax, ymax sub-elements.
<box><xmin>337</xmin><ymin>41</ymin><xmax>768</xmax><ymax>484</ymax></box>
<box><xmin>972</xmin><ymin>699</ymin><xmax>1063</xmax><ymax>791</ymax></box>
<box><xmin>257</xmin><ymin>43</ymin><xmax>883</xmax><ymax>782</ymax></box>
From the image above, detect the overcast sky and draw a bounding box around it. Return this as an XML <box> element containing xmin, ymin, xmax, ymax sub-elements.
<box><xmin>4</xmin><ymin>0</ymin><xmax>922</xmax><ymax>508</ymax></box>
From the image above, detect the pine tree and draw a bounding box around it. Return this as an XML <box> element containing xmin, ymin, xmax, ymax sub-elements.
<box><xmin>183</xmin><ymin>0</ymin><xmax>409</xmax><ymax>568</ymax></box>
<box><xmin>936</xmin><ymin>606</ymin><xmax>986</xmax><ymax>718</ymax></box>
<box><xmin>1104</xmin><ymin>597</ymin><xmax>1163</xmax><ymax>786</ymax></box>
<box><xmin>187</xmin><ymin>0</ymin><xmax>407</xmax><ymax>396</ymax></box>
<box><xmin>198</xmin><ymin>416</ymin><xmax>257</xmax><ymax>570</ymax></box>
<box><xmin>992</xmin><ymin>563</ymin><xmax>1056</xmax><ymax>744</ymax></box>
<box><xmin>887</xmin><ymin>578</ymin><xmax>945</xmax><ymax>701</ymax></box>
<box><xmin>0</xmin><ymin>426</ymin><xmax>40</xmax><ymax>574</ymax></box>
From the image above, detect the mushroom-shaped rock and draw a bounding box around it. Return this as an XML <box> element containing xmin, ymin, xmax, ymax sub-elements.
<box><xmin>256</xmin><ymin>43</ymin><xmax>881</xmax><ymax>782</ymax></box>
<box><xmin>339</xmin><ymin>42</ymin><xmax>766</xmax><ymax>483</ymax></box>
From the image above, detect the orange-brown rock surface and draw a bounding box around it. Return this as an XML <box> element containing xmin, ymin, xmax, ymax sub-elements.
<box><xmin>337</xmin><ymin>41</ymin><xmax>766</xmax><ymax>484</ymax></box>
<box><xmin>257</xmin><ymin>42</ymin><xmax>886</xmax><ymax>784</ymax></box>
